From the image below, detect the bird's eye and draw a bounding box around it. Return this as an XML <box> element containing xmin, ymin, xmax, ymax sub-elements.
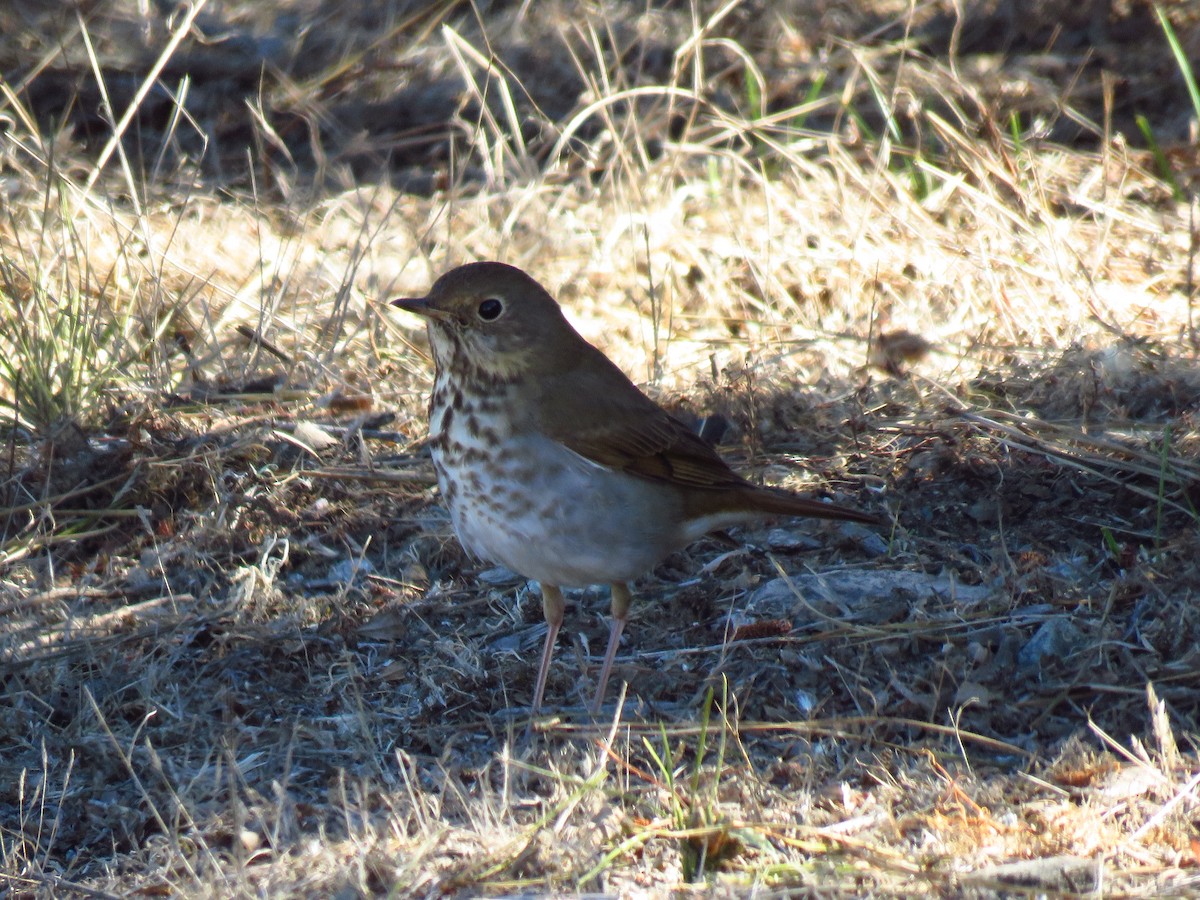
<box><xmin>477</xmin><ymin>298</ymin><xmax>504</xmax><ymax>321</ymax></box>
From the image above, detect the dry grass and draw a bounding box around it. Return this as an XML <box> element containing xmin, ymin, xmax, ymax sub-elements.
<box><xmin>2</xmin><ymin>0</ymin><xmax>1200</xmax><ymax>896</ymax></box>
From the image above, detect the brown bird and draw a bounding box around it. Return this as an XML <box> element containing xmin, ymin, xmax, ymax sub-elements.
<box><xmin>391</xmin><ymin>262</ymin><xmax>877</xmax><ymax>714</ymax></box>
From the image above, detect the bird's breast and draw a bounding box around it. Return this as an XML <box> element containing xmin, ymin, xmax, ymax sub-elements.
<box><xmin>428</xmin><ymin>372</ymin><xmax>519</xmax><ymax>463</ymax></box>
<box><xmin>425</xmin><ymin>377</ymin><xmax>688</xmax><ymax>586</ymax></box>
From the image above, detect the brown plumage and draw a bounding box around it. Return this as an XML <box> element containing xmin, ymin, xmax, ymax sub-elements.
<box><xmin>392</xmin><ymin>262</ymin><xmax>877</xmax><ymax>715</ymax></box>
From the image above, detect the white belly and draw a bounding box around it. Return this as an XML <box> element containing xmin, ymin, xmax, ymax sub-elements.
<box><xmin>432</xmin><ymin>427</ymin><xmax>685</xmax><ymax>588</ymax></box>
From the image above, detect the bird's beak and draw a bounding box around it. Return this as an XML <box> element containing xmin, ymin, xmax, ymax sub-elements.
<box><xmin>390</xmin><ymin>295</ymin><xmax>440</xmax><ymax>318</ymax></box>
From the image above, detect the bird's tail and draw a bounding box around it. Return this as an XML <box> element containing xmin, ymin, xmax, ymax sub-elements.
<box><xmin>737</xmin><ymin>485</ymin><xmax>880</xmax><ymax>525</ymax></box>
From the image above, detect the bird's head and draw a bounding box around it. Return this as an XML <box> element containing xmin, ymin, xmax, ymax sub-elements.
<box><xmin>391</xmin><ymin>262</ymin><xmax>578</xmax><ymax>382</ymax></box>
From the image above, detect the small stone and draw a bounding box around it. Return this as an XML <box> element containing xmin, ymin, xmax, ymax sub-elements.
<box><xmin>1017</xmin><ymin>617</ymin><xmax>1086</xmax><ymax>672</ymax></box>
<box><xmin>328</xmin><ymin>557</ymin><xmax>375</xmax><ymax>583</ymax></box>
<box><xmin>477</xmin><ymin>566</ymin><xmax>522</xmax><ymax>586</ymax></box>
<box><xmin>767</xmin><ymin>528</ymin><xmax>822</xmax><ymax>551</ymax></box>
<box><xmin>239</xmin><ymin>829</ymin><xmax>262</xmax><ymax>852</ymax></box>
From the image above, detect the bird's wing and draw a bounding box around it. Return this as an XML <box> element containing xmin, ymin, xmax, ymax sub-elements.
<box><xmin>534</xmin><ymin>351</ymin><xmax>746</xmax><ymax>490</ymax></box>
<box><xmin>531</xmin><ymin>346</ymin><xmax>879</xmax><ymax>526</ymax></box>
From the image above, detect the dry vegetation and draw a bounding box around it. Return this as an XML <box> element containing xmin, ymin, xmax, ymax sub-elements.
<box><xmin>2</xmin><ymin>0</ymin><xmax>1200</xmax><ymax>896</ymax></box>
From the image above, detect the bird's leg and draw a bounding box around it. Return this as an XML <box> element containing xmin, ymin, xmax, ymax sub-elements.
<box><xmin>531</xmin><ymin>583</ymin><xmax>564</xmax><ymax>714</ymax></box>
<box><xmin>592</xmin><ymin>582</ymin><xmax>632</xmax><ymax>713</ymax></box>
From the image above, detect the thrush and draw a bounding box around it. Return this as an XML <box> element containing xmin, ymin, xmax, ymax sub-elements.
<box><xmin>391</xmin><ymin>262</ymin><xmax>877</xmax><ymax>714</ymax></box>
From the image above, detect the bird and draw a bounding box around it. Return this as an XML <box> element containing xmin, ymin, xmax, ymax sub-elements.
<box><xmin>390</xmin><ymin>262</ymin><xmax>877</xmax><ymax>715</ymax></box>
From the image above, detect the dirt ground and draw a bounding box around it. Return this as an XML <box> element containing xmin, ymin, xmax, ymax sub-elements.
<box><xmin>2</xmin><ymin>1</ymin><xmax>1200</xmax><ymax>896</ymax></box>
